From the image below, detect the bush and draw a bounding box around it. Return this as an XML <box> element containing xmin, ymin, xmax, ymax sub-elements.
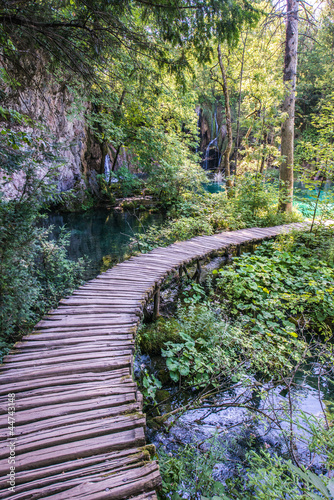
<box><xmin>0</xmin><ymin>195</ymin><xmax>85</xmax><ymax>361</ymax></box>
<box><xmin>215</xmin><ymin>233</ymin><xmax>334</xmax><ymax>340</ymax></box>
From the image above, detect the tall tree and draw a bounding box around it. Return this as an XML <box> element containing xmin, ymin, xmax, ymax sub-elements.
<box><xmin>217</xmin><ymin>44</ymin><xmax>233</xmax><ymax>187</ymax></box>
<box><xmin>279</xmin><ymin>0</ymin><xmax>299</xmax><ymax>213</ymax></box>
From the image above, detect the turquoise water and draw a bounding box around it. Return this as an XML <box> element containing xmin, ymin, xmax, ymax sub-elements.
<box><xmin>205</xmin><ymin>179</ymin><xmax>334</xmax><ymax>216</ymax></box>
<box><xmin>44</xmin><ymin>209</ymin><xmax>164</xmax><ymax>280</ymax></box>
<box><xmin>204</xmin><ymin>182</ymin><xmax>225</xmax><ymax>194</ymax></box>
<box><xmin>294</xmin><ymin>180</ymin><xmax>334</xmax><ymax>216</ymax></box>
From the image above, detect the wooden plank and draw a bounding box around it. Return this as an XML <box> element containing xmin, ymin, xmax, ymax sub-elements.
<box><xmin>25</xmin><ymin>329</ymin><xmax>136</xmax><ymax>339</ymax></box>
<box><xmin>0</xmin><ymin>392</ymin><xmax>137</xmax><ymax>427</ymax></box>
<box><xmin>40</xmin><ymin>462</ymin><xmax>161</xmax><ymax>500</ymax></box>
<box><xmin>4</xmin><ymin>342</ymin><xmax>134</xmax><ymax>363</ymax></box>
<box><xmin>0</xmin><ymin>380</ymin><xmax>137</xmax><ymax>407</ymax></box>
<box><xmin>3</xmin><ymin>402</ymin><xmax>141</xmax><ymax>438</ymax></box>
<box><xmin>2</xmin><ymin>462</ymin><xmax>160</xmax><ymax>500</ymax></box>
<box><xmin>0</xmin><ymin>357</ymin><xmax>131</xmax><ymax>385</ymax></box>
<box><xmin>0</xmin><ymin>369</ymin><xmax>132</xmax><ymax>396</ymax></box>
<box><xmin>0</xmin><ymin>414</ymin><xmax>146</xmax><ymax>457</ymax></box>
<box><xmin>0</xmin><ymin>349</ymin><xmax>133</xmax><ymax>371</ymax></box>
<box><xmin>1</xmin><ymin>384</ymin><xmax>137</xmax><ymax>413</ymax></box>
<box><xmin>0</xmin><ymin>428</ymin><xmax>146</xmax><ymax>475</ymax></box>
<box><xmin>60</xmin><ymin>298</ymin><xmax>144</xmax><ymax>305</ymax></box>
<box><xmin>5</xmin><ymin>449</ymin><xmax>152</xmax><ymax>498</ymax></box>
<box><xmin>14</xmin><ymin>337</ymin><xmax>133</xmax><ymax>350</ymax></box>
<box><xmin>35</xmin><ymin>316</ymin><xmax>138</xmax><ymax>330</ymax></box>
<box><xmin>50</xmin><ymin>307</ymin><xmax>142</xmax><ymax>316</ymax></box>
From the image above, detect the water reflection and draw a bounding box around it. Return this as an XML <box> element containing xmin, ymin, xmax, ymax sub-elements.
<box><xmin>43</xmin><ymin>209</ymin><xmax>164</xmax><ymax>280</ymax></box>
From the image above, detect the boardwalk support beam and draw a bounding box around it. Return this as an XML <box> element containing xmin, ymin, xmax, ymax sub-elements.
<box><xmin>193</xmin><ymin>260</ymin><xmax>202</xmax><ymax>283</ymax></box>
<box><xmin>153</xmin><ymin>287</ymin><xmax>160</xmax><ymax>320</ymax></box>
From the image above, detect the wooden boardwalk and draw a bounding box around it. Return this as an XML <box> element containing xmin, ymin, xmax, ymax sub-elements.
<box><xmin>0</xmin><ymin>222</ymin><xmax>314</xmax><ymax>499</ymax></box>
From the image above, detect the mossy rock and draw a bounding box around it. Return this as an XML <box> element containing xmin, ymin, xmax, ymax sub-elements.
<box><xmin>155</xmin><ymin>389</ymin><xmax>170</xmax><ymax>403</ymax></box>
<box><xmin>138</xmin><ymin>317</ymin><xmax>182</xmax><ymax>355</ymax></box>
<box><xmin>158</xmin><ymin>368</ymin><xmax>171</xmax><ymax>385</ymax></box>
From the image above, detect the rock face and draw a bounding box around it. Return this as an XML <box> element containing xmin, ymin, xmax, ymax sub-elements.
<box><xmin>1</xmin><ymin>69</ymin><xmax>103</xmax><ymax>204</ymax></box>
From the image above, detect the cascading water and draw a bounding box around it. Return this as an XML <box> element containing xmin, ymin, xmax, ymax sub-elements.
<box><xmin>195</xmin><ymin>108</ymin><xmax>201</xmax><ymax>154</ymax></box>
<box><xmin>203</xmin><ymin>137</ymin><xmax>218</xmax><ymax>170</ymax></box>
<box><xmin>214</xmin><ymin>171</ymin><xmax>223</xmax><ymax>184</ymax></box>
<box><xmin>104</xmin><ymin>154</ymin><xmax>112</xmax><ymax>182</ymax></box>
<box><xmin>202</xmin><ymin>105</ymin><xmax>222</xmax><ymax>171</ymax></box>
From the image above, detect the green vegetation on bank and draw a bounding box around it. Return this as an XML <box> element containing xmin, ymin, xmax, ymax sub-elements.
<box><xmin>135</xmin><ymin>173</ymin><xmax>302</xmax><ymax>251</ymax></box>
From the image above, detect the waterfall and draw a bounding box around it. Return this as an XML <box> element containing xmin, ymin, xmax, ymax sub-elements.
<box><xmin>213</xmin><ymin>171</ymin><xmax>223</xmax><ymax>184</ymax></box>
<box><xmin>214</xmin><ymin>109</ymin><xmax>219</xmax><ymax>137</ymax></box>
<box><xmin>195</xmin><ymin>108</ymin><xmax>201</xmax><ymax>153</ymax></box>
<box><xmin>104</xmin><ymin>154</ymin><xmax>112</xmax><ymax>182</ymax></box>
<box><xmin>203</xmin><ymin>137</ymin><xmax>217</xmax><ymax>170</ymax></box>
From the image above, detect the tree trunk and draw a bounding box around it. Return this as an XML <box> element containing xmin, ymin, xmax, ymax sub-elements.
<box><xmin>235</xmin><ymin>32</ymin><xmax>248</xmax><ymax>177</ymax></box>
<box><xmin>279</xmin><ymin>0</ymin><xmax>299</xmax><ymax>213</ymax></box>
<box><xmin>260</xmin><ymin>131</ymin><xmax>267</xmax><ymax>174</ymax></box>
<box><xmin>217</xmin><ymin>44</ymin><xmax>233</xmax><ymax>189</ymax></box>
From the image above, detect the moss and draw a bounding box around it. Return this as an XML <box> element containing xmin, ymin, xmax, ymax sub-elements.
<box><xmin>143</xmin><ymin>444</ymin><xmax>156</xmax><ymax>458</ymax></box>
<box><xmin>138</xmin><ymin>317</ymin><xmax>182</xmax><ymax>355</ymax></box>
<box><xmin>155</xmin><ymin>389</ymin><xmax>170</xmax><ymax>403</ymax></box>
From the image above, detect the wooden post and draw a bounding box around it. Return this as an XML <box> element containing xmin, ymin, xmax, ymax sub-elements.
<box><xmin>237</xmin><ymin>245</ymin><xmax>241</xmax><ymax>257</ymax></box>
<box><xmin>195</xmin><ymin>260</ymin><xmax>202</xmax><ymax>283</ymax></box>
<box><xmin>153</xmin><ymin>287</ymin><xmax>160</xmax><ymax>320</ymax></box>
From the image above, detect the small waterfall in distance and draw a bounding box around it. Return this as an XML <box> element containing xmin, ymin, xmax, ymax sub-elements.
<box><xmin>203</xmin><ymin>137</ymin><xmax>218</xmax><ymax>170</ymax></box>
<box><xmin>202</xmin><ymin>105</ymin><xmax>223</xmax><ymax>172</ymax></box>
<box><xmin>214</xmin><ymin>171</ymin><xmax>223</xmax><ymax>184</ymax></box>
<box><xmin>104</xmin><ymin>154</ymin><xmax>112</xmax><ymax>182</ymax></box>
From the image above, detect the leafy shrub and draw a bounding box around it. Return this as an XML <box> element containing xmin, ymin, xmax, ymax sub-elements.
<box><xmin>0</xmin><ymin>192</ymin><xmax>85</xmax><ymax>361</ymax></box>
<box><xmin>215</xmin><ymin>238</ymin><xmax>334</xmax><ymax>340</ymax></box>
<box><xmin>98</xmin><ymin>166</ymin><xmax>143</xmax><ymax>200</ymax></box>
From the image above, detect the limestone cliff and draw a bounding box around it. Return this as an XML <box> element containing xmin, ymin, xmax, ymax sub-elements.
<box><xmin>1</xmin><ymin>70</ymin><xmax>103</xmax><ymax>205</ymax></box>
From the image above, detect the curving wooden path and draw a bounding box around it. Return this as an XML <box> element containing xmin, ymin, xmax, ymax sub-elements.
<box><xmin>0</xmin><ymin>222</ymin><xmax>314</xmax><ymax>499</ymax></box>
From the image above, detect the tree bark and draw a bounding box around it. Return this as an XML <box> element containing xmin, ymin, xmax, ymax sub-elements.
<box><xmin>217</xmin><ymin>44</ymin><xmax>233</xmax><ymax>189</ymax></box>
<box><xmin>279</xmin><ymin>0</ymin><xmax>299</xmax><ymax>213</ymax></box>
<box><xmin>235</xmin><ymin>32</ymin><xmax>248</xmax><ymax>177</ymax></box>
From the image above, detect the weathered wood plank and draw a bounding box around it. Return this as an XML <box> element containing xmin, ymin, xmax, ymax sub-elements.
<box><xmin>0</xmin><ymin>368</ymin><xmax>132</xmax><ymax>396</ymax></box>
<box><xmin>0</xmin><ymin>392</ymin><xmax>137</xmax><ymax>427</ymax></box>
<box><xmin>0</xmin><ymin>428</ymin><xmax>146</xmax><ymax>475</ymax></box>
<box><xmin>5</xmin><ymin>449</ymin><xmax>153</xmax><ymax>498</ymax></box>
<box><xmin>0</xmin><ymin>357</ymin><xmax>131</xmax><ymax>386</ymax></box>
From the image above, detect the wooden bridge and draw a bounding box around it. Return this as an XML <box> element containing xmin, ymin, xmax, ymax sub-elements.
<box><xmin>0</xmin><ymin>222</ymin><xmax>313</xmax><ymax>499</ymax></box>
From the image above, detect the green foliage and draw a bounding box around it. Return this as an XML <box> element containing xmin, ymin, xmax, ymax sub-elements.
<box><xmin>161</xmin><ymin>300</ymin><xmax>304</xmax><ymax>387</ymax></box>
<box><xmin>159</xmin><ymin>439</ymin><xmax>229</xmax><ymax>500</ymax></box>
<box><xmin>140</xmin><ymin>369</ymin><xmax>162</xmax><ymax>404</ymax></box>
<box><xmin>0</xmin><ymin>0</ymin><xmax>260</xmax><ymax>90</ymax></box>
<box><xmin>99</xmin><ymin>167</ymin><xmax>143</xmax><ymax>200</ymax></box>
<box><xmin>215</xmin><ymin>233</ymin><xmax>334</xmax><ymax>340</ymax></box>
<box><xmin>0</xmin><ymin>197</ymin><xmax>85</xmax><ymax>360</ymax></box>
<box><xmin>139</xmin><ymin>282</ymin><xmax>303</xmax><ymax>389</ymax></box>
<box><xmin>0</xmin><ymin>115</ymin><xmax>86</xmax><ymax>360</ymax></box>
<box><xmin>135</xmin><ymin>180</ymin><xmax>302</xmax><ymax>251</ymax></box>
